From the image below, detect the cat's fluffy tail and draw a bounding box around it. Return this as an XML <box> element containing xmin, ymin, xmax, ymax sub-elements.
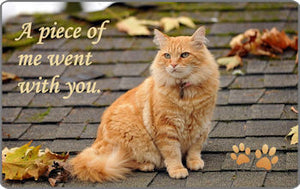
<box><xmin>69</xmin><ymin>146</ymin><xmax>132</xmax><ymax>183</ymax></box>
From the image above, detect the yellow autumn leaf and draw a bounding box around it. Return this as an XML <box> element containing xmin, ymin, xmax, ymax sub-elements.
<box><xmin>177</xmin><ymin>16</ymin><xmax>196</xmax><ymax>29</ymax></box>
<box><xmin>160</xmin><ymin>17</ymin><xmax>180</xmax><ymax>32</ymax></box>
<box><xmin>217</xmin><ymin>55</ymin><xmax>243</xmax><ymax>71</ymax></box>
<box><xmin>286</xmin><ymin>125</ymin><xmax>298</xmax><ymax>145</ymax></box>
<box><xmin>160</xmin><ymin>16</ymin><xmax>195</xmax><ymax>32</ymax></box>
<box><xmin>116</xmin><ymin>16</ymin><xmax>159</xmax><ymax>36</ymax></box>
<box><xmin>2</xmin><ymin>141</ymin><xmax>69</xmax><ymax>181</ymax></box>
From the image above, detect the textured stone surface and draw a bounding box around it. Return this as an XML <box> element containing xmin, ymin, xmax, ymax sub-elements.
<box><xmin>93</xmin><ymin>78</ymin><xmax>121</xmax><ymax>91</ymax></box>
<box><xmin>50</xmin><ymin>139</ymin><xmax>94</xmax><ymax>153</ymax></box>
<box><xmin>119</xmin><ymin>50</ymin><xmax>156</xmax><ymax>63</ymax></box>
<box><xmin>203</xmin><ymin>138</ymin><xmax>244</xmax><ymax>152</ymax></box>
<box><xmin>96</xmin><ymin>172</ymin><xmax>157</xmax><ymax>187</ymax></box>
<box><xmin>30</xmin><ymin>93</ymin><xmax>100</xmax><ymax>107</ymax></box>
<box><xmin>80</xmin><ymin>124</ymin><xmax>99</xmax><ymax>138</ymax></box>
<box><xmin>245</xmin><ymin>137</ymin><xmax>292</xmax><ymax>151</ymax></box>
<box><xmin>2</xmin><ymin>93</ymin><xmax>35</xmax><ymax>107</ymax></box>
<box><xmin>232</xmin><ymin>172</ymin><xmax>266</xmax><ymax>187</ymax></box>
<box><xmin>219</xmin><ymin>10</ymin><xmax>290</xmax><ymax>22</ymax></box>
<box><xmin>210</xmin><ymin>22</ymin><xmax>285</xmax><ymax>34</ymax></box>
<box><xmin>63</xmin><ymin>108</ymin><xmax>105</xmax><ymax>123</ymax></box>
<box><xmin>60</xmin><ymin>65</ymin><xmax>108</xmax><ymax>82</ymax></box>
<box><xmin>2</xmin><ymin>108</ymin><xmax>22</xmax><ymax>122</ymax></box>
<box><xmin>89</xmin><ymin>51</ymin><xmax>121</xmax><ymax>63</ymax></box>
<box><xmin>259</xmin><ymin>89</ymin><xmax>297</xmax><ymax>104</ymax></box>
<box><xmin>213</xmin><ymin>106</ymin><xmax>251</xmax><ymax>121</ymax></box>
<box><xmin>264</xmin><ymin>74</ymin><xmax>298</xmax><ymax>88</ymax></box>
<box><xmin>245</xmin><ymin>60</ymin><xmax>267</xmax><ymax>74</ymax></box>
<box><xmin>20</xmin><ymin>124</ymin><xmax>58</xmax><ymax>140</ymax></box>
<box><xmin>245</xmin><ymin>120</ymin><xmax>297</xmax><ymax>136</ymax></box>
<box><xmin>286</xmin><ymin>152</ymin><xmax>298</xmax><ymax>170</ymax></box>
<box><xmin>2</xmin><ymin>65</ymin><xmax>66</xmax><ymax>77</ymax></box>
<box><xmin>119</xmin><ymin>77</ymin><xmax>146</xmax><ymax>90</ymax></box>
<box><xmin>149</xmin><ymin>172</ymin><xmax>186</xmax><ymax>187</ymax></box>
<box><xmin>186</xmin><ymin>172</ymin><xmax>235</xmax><ymax>187</ymax></box>
<box><xmin>55</xmin><ymin>123</ymin><xmax>86</xmax><ymax>139</ymax></box>
<box><xmin>280</xmin><ymin>105</ymin><xmax>298</xmax><ymax>120</ymax></box>
<box><xmin>209</xmin><ymin>121</ymin><xmax>246</xmax><ymax>138</ymax></box>
<box><xmin>201</xmin><ymin>153</ymin><xmax>226</xmax><ymax>171</ymax></box>
<box><xmin>113</xmin><ymin>63</ymin><xmax>149</xmax><ymax>76</ymax></box>
<box><xmin>250</xmin><ymin>104</ymin><xmax>284</xmax><ymax>119</ymax></box>
<box><xmin>219</xmin><ymin>75</ymin><xmax>236</xmax><ymax>88</ymax></box>
<box><xmin>2</xmin><ymin>124</ymin><xmax>31</xmax><ymax>139</ymax></box>
<box><xmin>230</xmin><ymin>75</ymin><xmax>264</xmax><ymax>89</ymax></box>
<box><xmin>264</xmin><ymin>60</ymin><xmax>296</xmax><ymax>73</ymax></box>
<box><xmin>15</xmin><ymin>108</ymin><xmax>72</xmax><ymax>123</ymax></box>
<box><xmin>228</xmin><ymin>89</ymin><xmax>264</xmax><ymax>104</ymax></box>
<box><xmin>216</xmin><ymin>91</ymin><xmax>229</xmax><ymax>105</ymax></box>
<box><xmin>92</xmin><ymin>91</ymin><xmax>124</xmax><ymax>106</ymax></box>
<box><xmin>264</xmin><ymin>172</ymin><xmax>298</xmax><ymax>187</ymax></box>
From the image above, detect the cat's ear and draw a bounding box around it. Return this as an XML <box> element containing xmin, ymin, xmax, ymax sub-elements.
<box><xmin>191</xmin><ymin>26</ymin><xmax>208</xmax><ymax>48</ymax></box>
<box><xmin>153</xmin><ymin>29</ymin><xmax>169</xmax><ymax>48</ymax></box>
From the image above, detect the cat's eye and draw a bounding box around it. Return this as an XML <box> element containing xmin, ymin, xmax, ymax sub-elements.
<box><xmin>180</xmin><ymin>52</ymin><xmax>190</xmax><ymax>58</ymax></box>
<box><xmin>164</xmin><ymin>53</ymin><xmax>171</xmax><ymax>59</ymax></box>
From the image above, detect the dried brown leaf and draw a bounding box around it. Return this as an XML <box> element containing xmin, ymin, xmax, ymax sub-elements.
<box><xmin>290</xmin><ymin>36</ymin><xmax>298</xmax><ymax>51</ymax></box>
<box><xmin>261</xmin><ymin>27</ymin><xmax>291</xmax><ymax>51</ymax></box>
<box><xmin>2</xmin><ymin>71</ymin><xmax>21</xmax><ymax>83</ymax></box>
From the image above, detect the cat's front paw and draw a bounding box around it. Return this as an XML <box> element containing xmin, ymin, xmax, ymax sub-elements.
<box><xmin>138</xmin><ymin>162</ymin><xmax>155</xmax><ymax>172</ymax></box>
<box><xmin>187</xmin><ymin>158</ymin><xmax>204</xmax><ymax>171</ymax></box>
<box><xmin>168</xmin><ymin>167</ymin><xmax>189</xmax><ymax>179</ymax></box>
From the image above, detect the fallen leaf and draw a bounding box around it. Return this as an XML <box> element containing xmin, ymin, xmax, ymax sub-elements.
<box><xmin>286</xmin><ymin>125</ymin><xmax>298</xmax><ymax>145</ymax></box>
<box><xmin>261</xmin><ymin>27</ymin><xmax>291</xmax><ymax>52</ymax></box>
<box><xmin>2</xmin><ymin>141</ymin><xmax>69</xmax><ymax>181</ymax></box>
<box><xmin>232</xmin><ymin>69</ymin><xmax>245</xmax><ymax>76</ymax></box>
<box><xmin>116</xmin><ymin>16</ymin><xmax>195</xmax><ymax>35</ymax></box>
<box><xmin>160</xmin><ymin>16</ymin><xmax>195</xmax><ymax>32</ymax></box>
<box><xmin>177</xmin><ymin>16</ymin><xmax>196</xmax><ymax>29</ymax></box>
<box><xmin>290</xmin><ymin>36</ymin><xmax>298</xmax><ymax>50</ymax></box>
<box><xmin>160</xmin><ymin>17</ymin><xmax>180</xmax><ymax>32</ymax></box>
<box><xmin>217</xmin><ymin>55</ymin><xmax>243</xmax><ymax>71</ymax></box>
<box><xmin>291</xmin><ymin>106</ymin><xmax>298</xmax><ymax>114</ymax></box>
<box><xmin>45</xmin><ymin>161</ymin><xmax>71</xmax><ymax>187</ymax></box>
<box><xmin>2</xmin><ymin>71</ymin><xmax>21</xmax><ymax>83</ymax></box>
<box><xmin>116</xmin><ymin>16</ymin><xmax>159</xmax><ymax>36</ymax></box>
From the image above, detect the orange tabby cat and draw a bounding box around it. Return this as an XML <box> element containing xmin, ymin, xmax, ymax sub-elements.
<box><xmin>70</xmin><ymin>26</ymin><xmax>219</xmax><ymax>182</ymax></box>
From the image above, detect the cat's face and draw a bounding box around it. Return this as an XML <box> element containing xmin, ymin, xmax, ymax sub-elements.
<box><xmin>151</xmin><ymin>26</ymin><xmax>217</xmax><ymax>86</ymax></box>
<box><xmin>155</xmin><ymin>36</ymin><xmax>200</xmax><ymax>79</ymax></box>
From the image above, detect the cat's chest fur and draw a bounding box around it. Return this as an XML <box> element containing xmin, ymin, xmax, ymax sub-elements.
<box><xmin>166</xmin><ymin>92</ymin><xmax>213</xmax><ymax>148</ymax></box>
<box><xmin>147</xmin><ymin>81</ymin><xmax>215</xmax><ymax>152</ymax></box>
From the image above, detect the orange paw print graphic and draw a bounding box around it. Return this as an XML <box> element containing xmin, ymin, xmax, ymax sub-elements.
<box><xmin>255</xmin><ymin>144</ymin><xmax>278</xmax><ymax>170</ymax></box>
<box><xmin>230</xmin><ymin>143</ymin><xmax>251</xmax><ymax>165</ymax></box>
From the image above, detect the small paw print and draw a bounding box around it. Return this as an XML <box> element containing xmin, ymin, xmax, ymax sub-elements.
<box><xmin>255</xmin><ymin>144</ymin><xmax>278</xmax><ymax>170</ymax></box>
<box><xmin>230</xmin><ymin>143</ymin><xmax>251</xmax><ymax>165</ymax></box>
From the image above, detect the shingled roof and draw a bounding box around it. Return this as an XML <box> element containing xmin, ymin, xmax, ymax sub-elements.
<box><xmin>2</xmin><ymin>2</ymin><xmax>298</xmax><ymax>187</ymax></box>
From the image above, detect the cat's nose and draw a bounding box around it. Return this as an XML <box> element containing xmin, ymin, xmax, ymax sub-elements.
<box><xmin>170</xmin><ymin>63</ymin><xmax>178</xmax><ymax>68</ymax></box>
